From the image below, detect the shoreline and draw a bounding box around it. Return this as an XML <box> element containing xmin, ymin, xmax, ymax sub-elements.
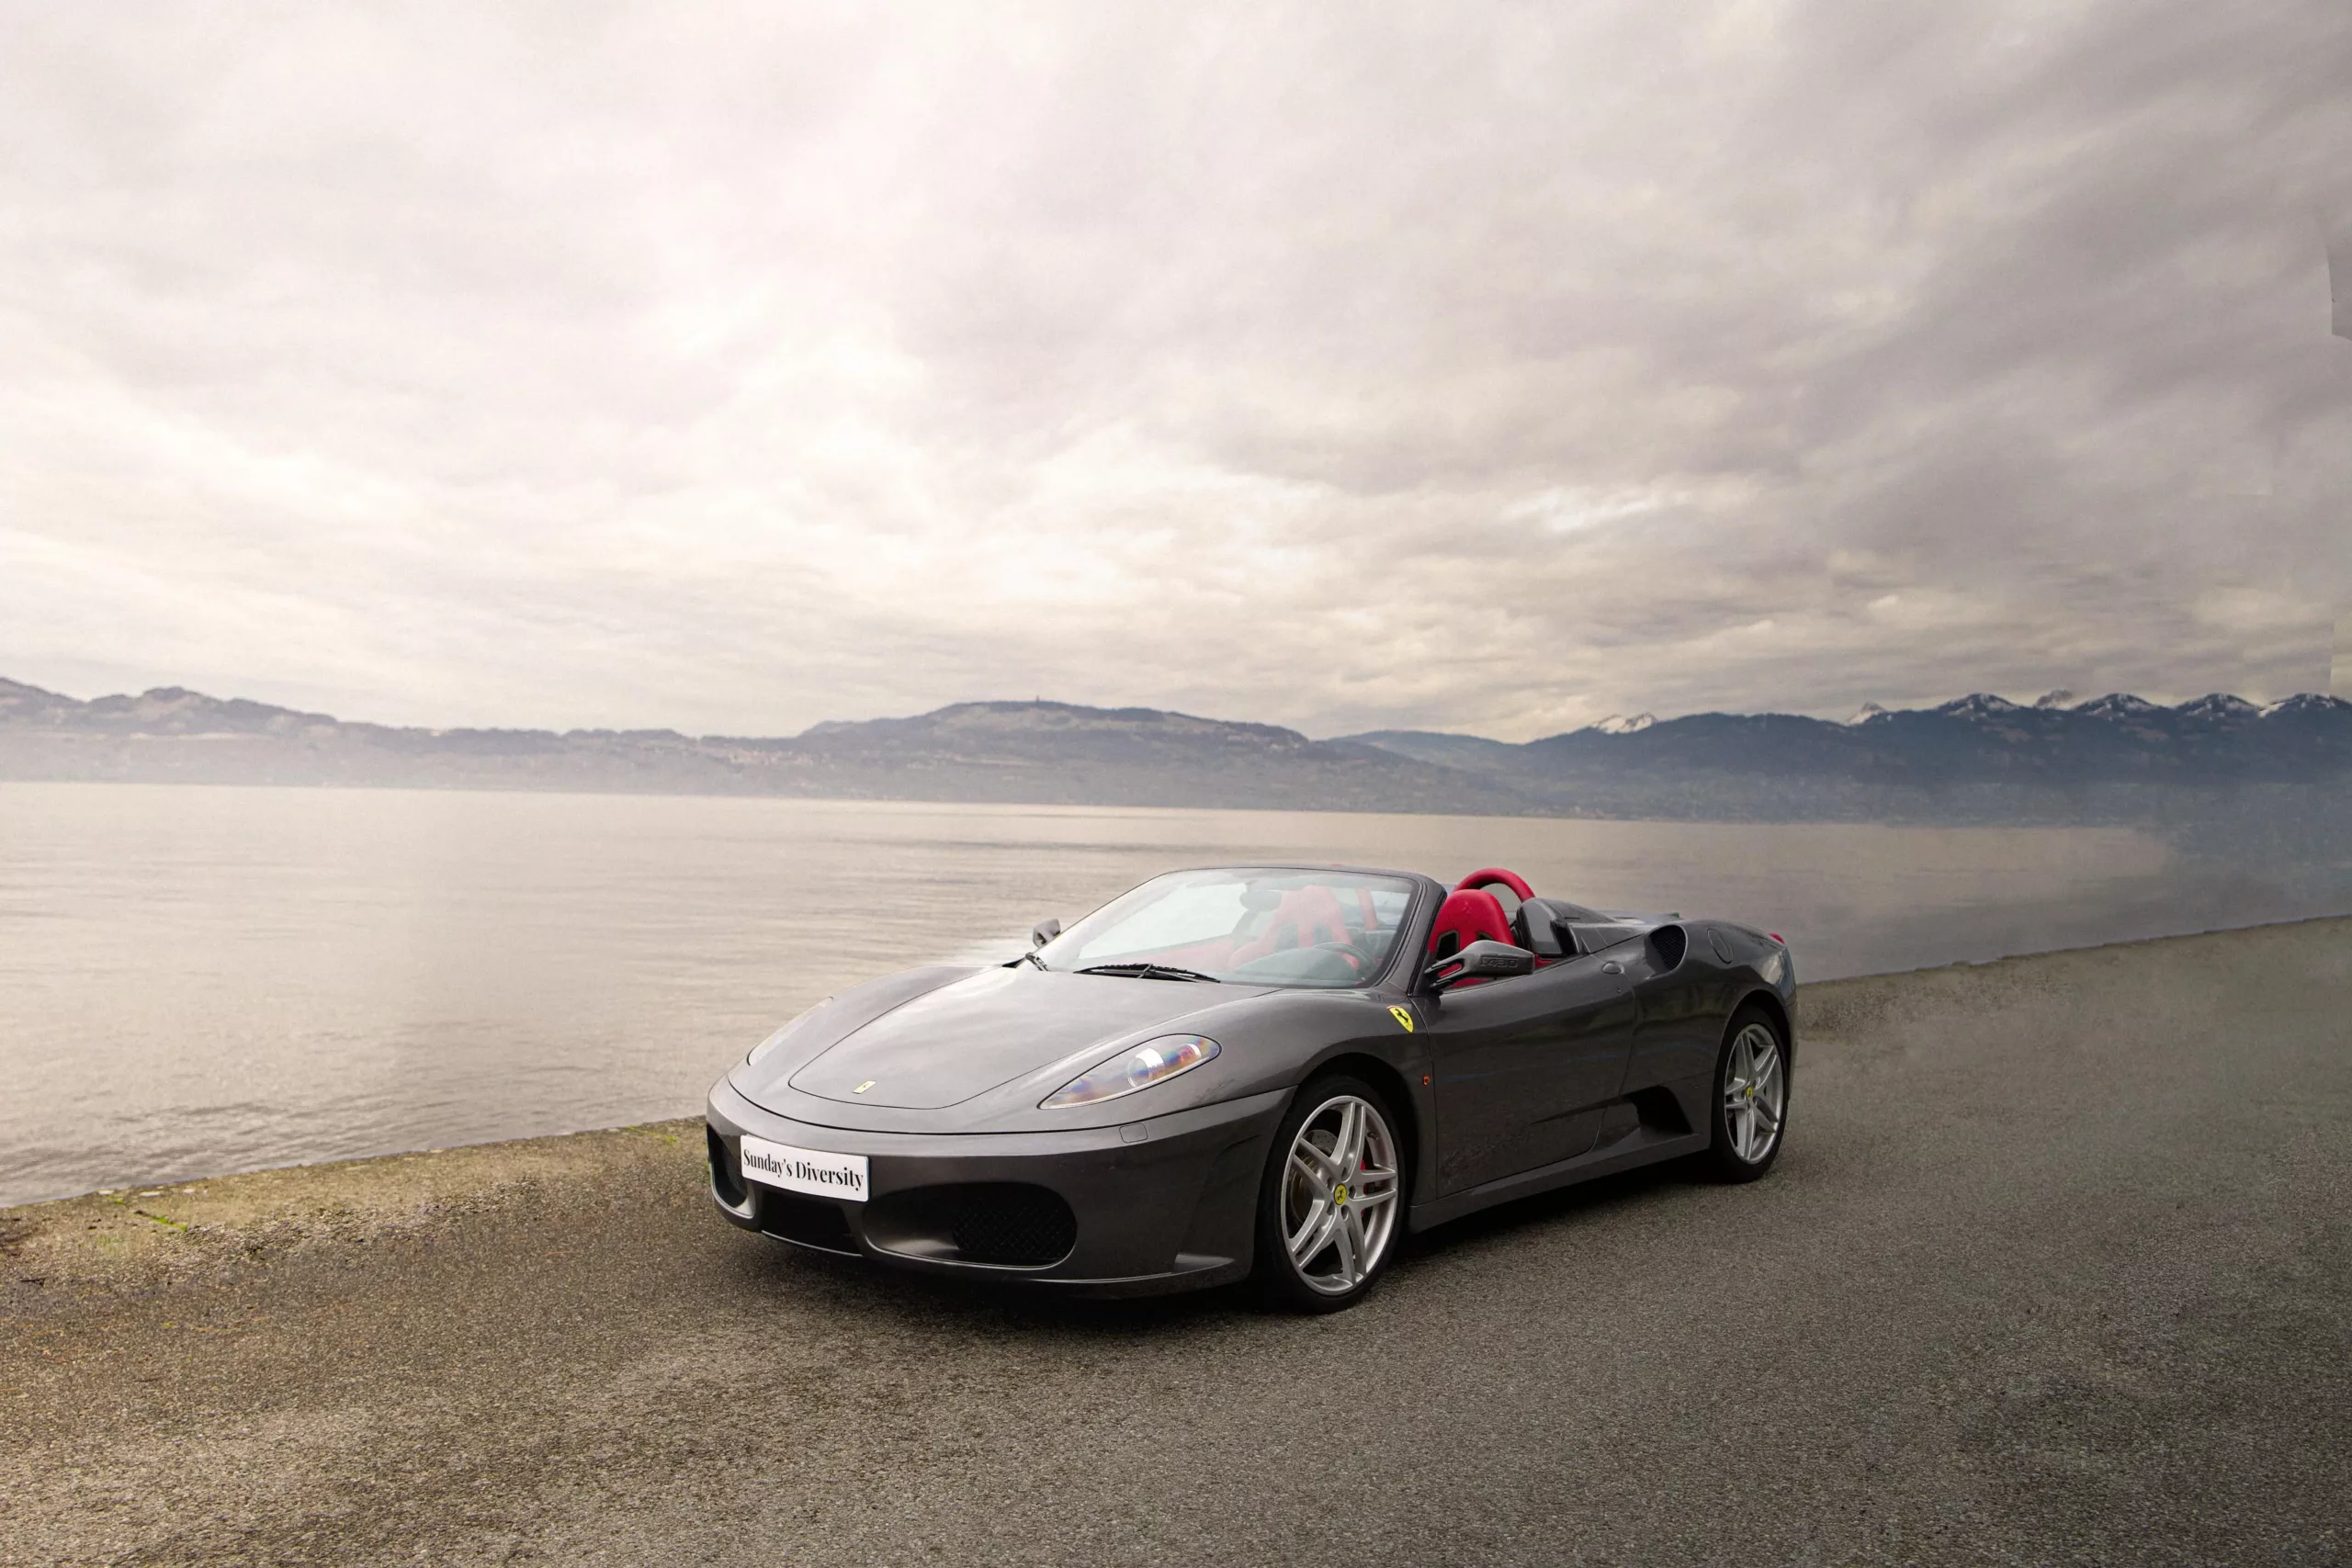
<box><xmin>6</xmin><ymin>910</ymin><xmax>2346</xmax><ymax>1293</ymax></box>
<box><xmin>7</xmin><ymin>771</ymin><xmax>2348</xmax><ymax>834</ymax></box>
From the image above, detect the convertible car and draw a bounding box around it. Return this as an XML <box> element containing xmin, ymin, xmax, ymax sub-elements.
<box><xmin>706</xmin><ymin>864</ymin><xmax>1794</xmax><ymax>1311</ymax></box>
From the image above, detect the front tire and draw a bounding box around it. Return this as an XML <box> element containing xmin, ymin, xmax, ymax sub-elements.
<box><xmin>1255</xmin><ymin>1076</ymin><xmax>1405</xmax><ymax>1313</ymax></box>
<box><xmin>1702</xmin><ymin>1006</ymin><xmax>1789</xmax><ymax>1182</ymax></box>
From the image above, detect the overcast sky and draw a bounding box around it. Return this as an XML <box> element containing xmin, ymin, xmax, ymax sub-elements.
<box><xmin>3</xmin><ymin>2</ymin><xmax>2347</xmax><ymax>740</ymax></box>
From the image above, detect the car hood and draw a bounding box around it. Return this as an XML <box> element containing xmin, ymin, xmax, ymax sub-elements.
<box><xmin>759</xmin><ymin>965</ymin><xmax>1269</xmax><ymax>1111</ymax></box>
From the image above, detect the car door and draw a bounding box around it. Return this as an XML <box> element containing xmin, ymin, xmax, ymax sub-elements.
<box><xmin>1425</xmin><ymin>952</ymin><xmax>1639</xmax><ymax>1195</ymax></box>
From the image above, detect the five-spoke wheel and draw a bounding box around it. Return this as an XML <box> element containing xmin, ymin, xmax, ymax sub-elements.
<box><xmin>1704</xmin><ymin>1007</ymin><xmax>1789</xmax><ymax>1181</ymax></box>
<box><xmin>1257</xmin><ymin>1077</ymin><xmax>1402</xmax><ymax>1310</ymax></box>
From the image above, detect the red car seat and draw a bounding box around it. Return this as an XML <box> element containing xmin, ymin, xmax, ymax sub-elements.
<box><xmin>1426</xmin><ymin>887</ymin><xmax>1512</xmax><ymax>963</ymax></box>
<box><xmin>1230</xmin><ymin>884</ymin><xmax>1357</xmax><ymax>969</ymax></box>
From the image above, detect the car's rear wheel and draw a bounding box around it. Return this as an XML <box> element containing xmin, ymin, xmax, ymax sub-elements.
<box><xmin>1256</xmin><ymin>1075</ymin><xmax>1404</xmax><ymax>1313</ymax></box>
<box><xmin>1703</xmin><ymin>1006</ymin><xmax>1788</xmax><ymax>1182</ymax></box>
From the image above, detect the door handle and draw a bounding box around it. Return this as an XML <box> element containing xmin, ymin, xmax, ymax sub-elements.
<box><xmin>1601</xmin><ymin>961</ymin><xmax>1624</xmax><ymax>975</ymax></box>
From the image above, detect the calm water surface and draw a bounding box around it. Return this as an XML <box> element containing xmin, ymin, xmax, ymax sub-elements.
<box><xmin>1</xmin><ymin>782</ymin><xmax>2334</xmax><ymax>1205</ymax></box>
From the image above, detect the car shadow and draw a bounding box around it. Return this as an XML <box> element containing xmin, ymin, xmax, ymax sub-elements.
<box><xmin>724</xmin><ymin>1156</ymin><xmax>1712</xmax><ymax>1337</ymax></box>
<box><xmin>1393</xmin><ymin>1154</ymin><xmax>1709</xmax><ymax>1267</ymax></box>
<box><xmin>732</xmin><ymin>1231</ymin><xmax>1258</xmax><ymax>1335</ymax></box>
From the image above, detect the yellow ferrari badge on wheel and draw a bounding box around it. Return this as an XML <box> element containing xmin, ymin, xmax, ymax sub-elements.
<box><xmin>1388</xmin><ymin>1005</ymin><xmax>1415</xmax><ymax>1032</ymax></box>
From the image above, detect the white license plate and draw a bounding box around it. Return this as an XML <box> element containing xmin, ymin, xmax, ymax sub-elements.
<box><xmin>739</xmin><ymin>1135</ymin><xmax>869</xmax><ymax>1202</ymax></box>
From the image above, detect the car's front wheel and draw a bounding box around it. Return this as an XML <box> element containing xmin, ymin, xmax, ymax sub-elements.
<box><xmin>1255</xmin><ymin>1075</ymin><xmax>1405</xmax><ymax>1313</ymax></box>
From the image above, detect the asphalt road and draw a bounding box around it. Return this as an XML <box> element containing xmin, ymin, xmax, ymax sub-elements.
<box><xmin>5</xmin><ymin>918</ymin><xmax>2348</xmax><ymax>1566</ymax></box>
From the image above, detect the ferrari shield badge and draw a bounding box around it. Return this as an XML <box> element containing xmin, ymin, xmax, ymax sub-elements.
<box><xmin>1388</xmin><ymin>1005</ymin><xmax>1415</xmax><ymax>1032</ymax></box>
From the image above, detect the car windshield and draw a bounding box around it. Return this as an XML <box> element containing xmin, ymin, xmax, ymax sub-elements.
<box><xmin>1036</xmin><ymin>867</ymin><xmax>1417</xmax><ymax>988</ymax></box>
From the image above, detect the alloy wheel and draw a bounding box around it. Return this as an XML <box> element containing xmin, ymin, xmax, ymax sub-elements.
<box><xmin>1722</xmin><ymin>1021</ymin><xmax>1785</xmax><ymax>1164</ymax></box>
<box><xmin>1281</xmin><ymin>1093</ymin><xmax>1400</xmax><ymax>1295</ymax></box>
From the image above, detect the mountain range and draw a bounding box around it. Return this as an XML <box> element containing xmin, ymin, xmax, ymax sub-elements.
<box><xmin>1347</xmin><ymin>688</ymin><xmax>2352</xmax><ymax>789</ymax></box>
<box><xmin>3</xmin><ymin>674</ymin><xmax>2348</xmax><ymax>824</ymax></box>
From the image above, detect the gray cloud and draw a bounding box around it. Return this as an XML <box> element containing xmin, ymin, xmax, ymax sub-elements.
<box><xmin>1</xmin><ymin>0</ymin><xmax>2346</xmax><ymax>740</ymax></box>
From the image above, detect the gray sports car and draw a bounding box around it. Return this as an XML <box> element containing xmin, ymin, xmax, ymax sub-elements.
<box><xmin>705</xmin><ymin>864</ymin><xmax>1795</xmax><ymax>1312</ymax></box>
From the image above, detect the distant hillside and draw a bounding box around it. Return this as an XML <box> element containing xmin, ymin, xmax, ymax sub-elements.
<box><xmin>4</xmin><ymin>675</ymin><xmax>2348</xmax><ymax>826</ymax></box>
<box><xmin>0</xmin><ymin>680</ymin><xmax>1509</xmax><ymax>813</ymax></box>
<box><xmin>1343</xmin><ymin>690</ymin><xmax>2352</xmax><ymax>790</ymax></box>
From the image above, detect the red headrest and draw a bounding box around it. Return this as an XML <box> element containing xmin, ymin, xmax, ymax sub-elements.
<box><xmin>1428</xmin><ymin>887</ymin><xmax>1512</xmax><ymax>958</ymax></box>
<box><xmin>1456</xmin><ymin>868</ymin><xmax>1535</xmax><ymax>903</ymax></box>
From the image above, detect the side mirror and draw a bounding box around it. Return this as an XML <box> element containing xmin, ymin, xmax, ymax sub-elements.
<box><xmin>1031</xmin><ymin>918</ymin><xmax>1062</xmax><ymax>950</ymax></box>
<box><xmin>1422</xmin><ymin>939</ymin><xmax>1536</xmax><ymax>993</ymax></box>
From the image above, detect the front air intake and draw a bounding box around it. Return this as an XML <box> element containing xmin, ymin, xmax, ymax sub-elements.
<box><xmin>756</xmin><ymin>1188</ymin><xmax>860</xmax><ymax>1254</ymax></box>
<box><xmin>707</xmin><ymin>1127</ymin><xmax>748</xmax><ymax>1209</ymax></box>
<box><xmin>863</xmin><ymin>1183</ymin><xmax>1078</xmax><ymax>1269</ymax></box>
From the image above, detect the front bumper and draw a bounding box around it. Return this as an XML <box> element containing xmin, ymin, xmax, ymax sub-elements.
<box><xmin>705</xmin><ymin>1077</ymin><xmax>1290</xmax><ymax>1297</ymax></box>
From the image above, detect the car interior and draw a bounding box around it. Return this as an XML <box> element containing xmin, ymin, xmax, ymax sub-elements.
<box><xmin>1045</xmin><ymin>866</ymin><xmax>1633</xmax><ymax>989</ymax></box>
<box><xmin>1426</xmin><ymin>868</ymin><xmax>1528</xmax><ymax>964</ymax></box>
<box><xmin>1214</xmin><ymin>879</ymin><xmax>1405</xmax><ymax>983</ymax></box>
<box><xmin>1428</xmin><ymin>869</ymin><xmax>1614</xmax><ymax>982</ymax></box>
<box><xmin>1229</xmin><ymin>872</ymin><xmax>1617</xmax><ymax>984</ymax></box>
<box><xmin>1046</xmin><ymin>870</ymin><xmax>1419</xmax><ymax>987</ymax></box>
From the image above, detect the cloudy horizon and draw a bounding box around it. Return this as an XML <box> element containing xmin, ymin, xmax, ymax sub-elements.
<box><xmin>11</xmin><ymin>661</ymin><xmax>2352</xmax><ymax>747</ymax></box>
<box><xmin>4</xmin><ymin>2</ymin><xmax>2348</xmax><ymax>742</ymax></box>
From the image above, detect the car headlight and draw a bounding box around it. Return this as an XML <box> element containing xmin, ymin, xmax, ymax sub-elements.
<box><xmin>1042</xmin><ymin>1034</ymin><xmax>1220</xmax><ymax>1109</ymax></box>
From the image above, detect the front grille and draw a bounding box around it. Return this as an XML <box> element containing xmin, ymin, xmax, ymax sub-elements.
<box><xmin>757</xmin><ymin>1188</ymin><xmax>859</xmax><ymax>1254</ymax></box>
<box><xmin>869</xmin><ymin>1183</ymin><xmax>1078</xmax><ymax>1268</ymax></box>
<box><xmin>707</xmin><ymin>1127</ymin><xmax>748</xmax><ymax>1209</ymax></box>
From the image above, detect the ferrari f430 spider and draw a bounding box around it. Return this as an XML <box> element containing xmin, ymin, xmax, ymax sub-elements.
<box><xmin>707</xmin><ymin>864</ymin><xmax>1794</xmax><ymax>1311</ymax></box>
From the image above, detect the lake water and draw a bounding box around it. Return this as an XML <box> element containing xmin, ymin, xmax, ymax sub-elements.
<box><xmin>2</xmin><ymin>781</ymin><xmax>2340</xmax><ymax>1206</ymax></box>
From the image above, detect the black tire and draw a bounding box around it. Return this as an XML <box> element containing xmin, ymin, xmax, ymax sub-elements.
<box><xmin>1702</xmin><ymin>1003</ymin><xmax>1789</xmax><ymax>1183</ymax></box>
<box><xmin>1254</xmin><ymin>1074</ymin><xmax>1407</xmax><ymax>1314</ymax></box>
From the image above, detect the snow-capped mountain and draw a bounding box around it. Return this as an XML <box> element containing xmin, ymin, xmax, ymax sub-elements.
<box><xmin>2074</xmin><ymin>693</ymin><xmax>2165</xmax><ymax>722</ymax></box>
<box><xmin>2262</xmin><ymin>693</ymin><xmax>2352</xmax><ymax>719</ymax></box>
<box><xmin>1373</xmin><ymin>688</ymin><xmax>2352</xmax><ymax>796</ymax></box>
<box><xmin>2174</xmin><ymin>694</ymin><xmax>2262</xmax><ymax>724</ymax></box>
<box><xmin>1933</xmin><ymin>694</ymin><xmax>2027</xmax><ymax>721</ymax></box>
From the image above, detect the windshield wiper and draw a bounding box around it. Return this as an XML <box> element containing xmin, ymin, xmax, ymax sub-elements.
<box><xmin>1075</xmin><ymin>963</ymin><xmax>1223</xmax><ymax>984</ymax></box>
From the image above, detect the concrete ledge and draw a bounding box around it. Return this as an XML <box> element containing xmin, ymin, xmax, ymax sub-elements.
<box><xmin>1797</xmin><ymin>912</ymin><xmax>2351</xmax><ymax>1043</ymax></box>
<box><xmin>1</xmin><ymin>1121</ymin><xmax>707</xmax><ymax>1297</ymax></box>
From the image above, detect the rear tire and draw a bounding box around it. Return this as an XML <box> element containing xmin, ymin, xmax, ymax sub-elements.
<box><xmin>1255</xmin><ymin>1075</ymin><xmax>1405</xmax><ymax>1313</ymax></box>
<box><xmin>1702</xmin><ymin>1005</ymin><xmax>1788</xmax><ymax>1183</ymax></box>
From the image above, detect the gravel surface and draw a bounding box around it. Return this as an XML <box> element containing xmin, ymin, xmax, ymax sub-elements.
<box><xmin>5</xmin><ymin>917</ymin><xmax>2348</xmax><ymax>1566</ymax></box>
